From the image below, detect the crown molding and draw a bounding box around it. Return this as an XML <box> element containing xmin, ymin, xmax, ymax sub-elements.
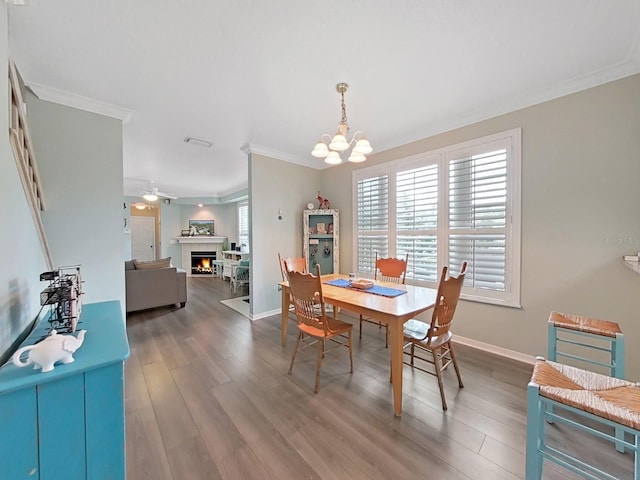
<box><xmin>27</xmin><ymin>82</ymin><xmax>132</xmax><ymax>123</ymax></box>
<box><xmin>241</xmin><ymin>143</ymin><xmax>326</xmax><ymax>170</ymax></box>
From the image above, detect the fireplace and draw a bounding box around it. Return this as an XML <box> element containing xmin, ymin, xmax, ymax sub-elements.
<box><xmin>191</xmin><ymin>251</ymin><xmax>216</xmax><ymax>275</ymax></box>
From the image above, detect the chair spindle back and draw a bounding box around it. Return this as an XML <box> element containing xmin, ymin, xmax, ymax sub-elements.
<box><xmin>285</xmin><ymin>264</ymin><xmax>330</xmax><ymax>335</ymax></box>
<box><xmin>374</xmin><ymin>253</ymin><xmax>409</xmax><ymax>284</ymax></box>
<box><xmin>426</xmin><ymin>262</ymin><xmax>467</xmax><ymax>343</ymax></box>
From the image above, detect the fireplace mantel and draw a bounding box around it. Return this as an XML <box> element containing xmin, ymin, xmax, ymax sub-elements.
<box><xmin>176</xmin><ymin>236</ymin><xmax>226</xmax><ymax>244</ymax></box>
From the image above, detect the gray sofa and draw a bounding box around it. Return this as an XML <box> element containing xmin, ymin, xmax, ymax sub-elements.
<box><xmin>125</xmin><ymin>259</ymin><xmax>187</xmax><ymax>313</ymax></box>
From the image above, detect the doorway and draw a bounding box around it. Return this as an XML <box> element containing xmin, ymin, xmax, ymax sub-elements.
<box><xmin>131</xmin><ymin>216</ymin><xmax>156</xmax><ymax>261</ymax></box>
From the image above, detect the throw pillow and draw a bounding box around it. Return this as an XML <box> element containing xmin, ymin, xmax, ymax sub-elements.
<box><xmin>134</xmin><ymin>257</ymin><xmax>171</xmax><ymax>270</ymax></box>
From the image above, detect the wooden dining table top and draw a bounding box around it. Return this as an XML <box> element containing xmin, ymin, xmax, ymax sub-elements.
<box><xmin>280</xmin><ymin>273</ymin><xmax>438</xmax><ymax>323</ymax></box>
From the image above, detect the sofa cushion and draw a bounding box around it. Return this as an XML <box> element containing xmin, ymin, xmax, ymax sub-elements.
<box><xmin>134</xmin><ymin>257</ymin><xmax>171</xmax><ymax>270</ymax></box>
<box><xmin>125</xmin><ymin>259</ymin><xmax>137</xmax><ymax>271</ymax></box>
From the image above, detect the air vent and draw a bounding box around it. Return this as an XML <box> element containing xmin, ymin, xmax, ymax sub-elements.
<box><xmin>184</xmin><ymin>137</ymin><xmax>213</xmax><ymax>148</ymax></box>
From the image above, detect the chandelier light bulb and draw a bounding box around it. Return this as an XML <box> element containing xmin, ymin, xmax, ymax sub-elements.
<box><xmin>143</xmin><ymin>193</ymin><xmax>158</xmax><ymax>202</ymax></box>
<box><xmin>348</xmin><ymin>152</ymin><xmax>367</xmax><ymax>163</ymax></box>
<box><xmin>311</xmin><ymin>142</ymin><xmax>329</xmax><ymax>158</ymax></box>
<box><xmin>325</xmin><ymin>151</ymin><xmax>342</xmax><ymax>165</ymax></box>
<box><xmin>329</xmin><ymin>133</ymin><xmax>349</xmax><ymax>151</ymax></box>
<box><xmin>353</xmin><ymin>138</ymin><xmax>372</xmax><ymax>155</ymax></box>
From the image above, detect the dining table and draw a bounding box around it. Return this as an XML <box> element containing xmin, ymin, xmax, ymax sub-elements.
<box><xmin>280</xmin><ymin>273</ymin><xmax>438</xmax><ymax>416</ymax></box>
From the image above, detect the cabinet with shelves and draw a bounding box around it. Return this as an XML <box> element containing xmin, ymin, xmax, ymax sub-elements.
<box><xmin>303</xmin><ymin>209</ymin><xmax>339</xmax><ymax>274</ymax></box>
<box><xmin>222</xmin><ymin>250</ymin><xmax>249</xmax><ymax>279</ymax></box>
<box><xmin>0</xmin><ymin>301</ymin><xmax>129</xmax><ymax>480</ymax></box>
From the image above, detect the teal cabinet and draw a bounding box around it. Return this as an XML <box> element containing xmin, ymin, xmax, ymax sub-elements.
<box><xmin>303</xmin><ymin>209</ymin><xmax>339</xmax><ymax>274</ymax></box>
<box><xmin>0</xmin><ymin>301</ymin><xmax>130</xmax><ymax>480</ymax></box>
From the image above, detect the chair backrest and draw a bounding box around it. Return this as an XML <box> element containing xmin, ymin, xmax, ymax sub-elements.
<box><xmin>426</xmin><ymin>262</ymin><xmax>467</xmax><ymax>343</ymax></box>
<box><xmin>285</xmin><ymin>264</ymin><xmax>332</xmax><ymax>335</ymax></box>
<box><xmin>278</xmin><ymin>253</ymin><xmax>308</xmax><ymax>281</ymax></box>
<box><xmin>374</xmin><ymin>252</ymin><xmax>408</xmax><ymax>284</ymax></box>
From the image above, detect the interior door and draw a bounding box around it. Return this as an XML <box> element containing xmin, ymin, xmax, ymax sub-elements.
<box><xmin>131</xmin><ymin>216</ymin><xmax>156</xmax><ymax>261</ymax></box>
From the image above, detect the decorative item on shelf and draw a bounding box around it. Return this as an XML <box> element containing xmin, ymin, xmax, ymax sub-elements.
<box><xmin>39</xmin><ymin>265</ymin><xmax>83</xmax><ymax>334</ymax></box>
<box><xmin>317</xmin><ymin>223</ymin><xmax>326</xmax><ymax>234</ymax></box>
<box><xmin>323</xmin><ymin>241</ymin><xmax>331</xmax><ymax>257</ymax></box>
<box><xmin>181</xmin><ymin>229</ymin><xmax>191</xmax><ymax>237</ymax></box>
<box><xmin>309</xmin><ymin>226</ymin><xmax>316</xmax><ymax>235</ymax></box>
<box><xmin>307</xmin><ymin>202</ymin><xmax>315</xmax><ymax>210</ymax></box>
<box><xmin>311</xmin><ymin>82</ymin><xmax>373</xmax><ymax>165</ymax></box>
<box><xmin>316</xmin><ymin>191</ymin><xmax>332</xmax><ymax>209</ymax></box>
<box><xmin>328</xmin><ymin>223</ymin><xmax>334</xmax><ymax>234</ymax></box>
<box><xmin>12</xmin><ymin>329</ymin><xmax>87</xmax><ymax>373</ymax></box>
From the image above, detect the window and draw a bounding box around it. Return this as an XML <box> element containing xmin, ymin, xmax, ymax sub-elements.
<box><xmin>353</xmin><ymin>128</ymin><xmax>521</xmax><ymax>307</ymax></box>
<box><xmin>238</xmin><ymin>201</ymin><xmax>249</xmax><ymax>251</ymax></box>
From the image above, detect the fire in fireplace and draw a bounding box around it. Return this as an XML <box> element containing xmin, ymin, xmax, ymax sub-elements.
<box><xmin>191</xmin><ymin>251</ymin><xmax>216</xmax><ymax>275</ymax></box>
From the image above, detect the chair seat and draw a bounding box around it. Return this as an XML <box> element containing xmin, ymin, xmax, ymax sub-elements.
<box><xmin>549</xmin><ymin>311</ymin><xmax>622</xmax><ymax>338</ymax></box>
<box><xmin>403</xmin><ymin>319</ymin><xmax>453</xmax><ymax>349</ymax></box>
<box><xmin>532</xmin><ymin>359</ymin><xmax>640</xmax><ymax>430</ymax></box>
<box><xmin>299</xmin><ymin>317</ymin><xmax>353</xmax><ymax>338</ymax></box>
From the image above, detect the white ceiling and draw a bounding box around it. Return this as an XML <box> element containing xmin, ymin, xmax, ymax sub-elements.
<box><xmin>8</xmin><ymin>1</ymin><xmax>640</xmax><ymax>201</ymax></box>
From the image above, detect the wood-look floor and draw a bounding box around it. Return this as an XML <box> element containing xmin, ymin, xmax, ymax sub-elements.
<box><xmin>125</xmin><ymin>277</ymin><xmax>634</xmax><ymax>480</ymax></box>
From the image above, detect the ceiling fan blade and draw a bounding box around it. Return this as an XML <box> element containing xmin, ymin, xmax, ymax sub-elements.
<box><xmin>156</xmin><ymin>191</ymin><xmax>178</xmax><ymax>200</ymax></box>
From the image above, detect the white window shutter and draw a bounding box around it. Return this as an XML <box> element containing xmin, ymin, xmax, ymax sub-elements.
<box><xmin>356</xmin><ymin>174</ymin><xmax>389</xmax><ymax>274</ymax></box>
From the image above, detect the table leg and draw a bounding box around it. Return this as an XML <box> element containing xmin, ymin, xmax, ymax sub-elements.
<box><xmin>389</xmin><ymin>319</ymin><xmax>403</xmax><ymax>416</ymax></box>
<box><xmin>281</xmin><ymin>287</ymin><xmax>290</xmax><ymax>346</ymax></box>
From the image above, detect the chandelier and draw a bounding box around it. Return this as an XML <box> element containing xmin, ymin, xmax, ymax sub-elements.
<box><xmin>311</xmin><ymin>82</ymin><xmax>372</xmax><ymax>165</ymax></box>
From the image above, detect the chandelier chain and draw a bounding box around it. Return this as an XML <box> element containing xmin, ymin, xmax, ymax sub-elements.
<box><xmin>340</xmin><ymin>90</ymin><xmax>348</xmax><ymax>129</ymax></box>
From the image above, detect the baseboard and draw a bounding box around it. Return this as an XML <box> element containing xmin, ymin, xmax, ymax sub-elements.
<box><xmin>453</xmin><ymin>335</ymin><xmax>535</xmax><ymax>365</ymax></box>
<box><xmin>251</xmin><ymin>308</ymin><xmax>281</xmax><ymax>321</ymax></box>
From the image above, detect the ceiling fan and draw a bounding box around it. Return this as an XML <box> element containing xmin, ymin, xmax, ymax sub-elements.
<box><xmin>141</xmin><ymin>182</ymin><xmax>178</xmax><ymax>201</ymax></box>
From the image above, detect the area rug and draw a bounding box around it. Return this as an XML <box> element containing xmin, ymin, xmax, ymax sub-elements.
<box><xmin>220</xmin><ymin>296</ymin><xmax>250</xmax><ymax>319</ymax></box>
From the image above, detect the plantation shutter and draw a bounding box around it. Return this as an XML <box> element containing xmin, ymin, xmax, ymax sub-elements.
<box><xmin>448</xmin><ymin>148</ymin><xmax>508</xmax><ymax>291</ymax></box>
<box><xmin>238</xmin><ymin>202</ymin><xmax>249</xmax><ymax>250</ymax></box>
<box><xmin>396</xmin><ymin>164</ymin><xmax>438</xmax><ymax>282</ymax></box>
<box><xmin>356</xmin><ymin>173</ymin><xmax>389</xmax><ymax>274</ymax></box>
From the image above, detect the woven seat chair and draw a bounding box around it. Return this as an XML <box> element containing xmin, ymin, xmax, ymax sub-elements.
<box><xmin>548</xmin><ymin>311</ymin><xmax>625</xmax><ymax>379</ymax></box>
<box><xmin>359</xmin><ymin>253</ymin><xmax>408</xmax><ymax>348</ymax></box>
<box><xmin>547</xmin><ymin>311</ymin><xmax>626</xmax><ymax>452</ymax></box>
<box><xmin>400</xmin><ymin>261</ymin><xmax>467</xmax><ymax>410</ymax></box>
<box><xmin>286</xmin><ymin>264</ymin><xmax>353</xmax><ymax>393</ymax></box>
<box><xmin>526</xmin><ymin>357</ymin><xmax>640</xmax><ymax>480</ymax></box>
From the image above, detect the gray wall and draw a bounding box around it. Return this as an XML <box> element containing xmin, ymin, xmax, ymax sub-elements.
<box><xmin>0</xmin><ymin>4</ymin><xmax>49</xmax><ymax>359</ymax></box>
<box><xmin>320</xmin><ymin>73</ymin><xmax>640</xmax><ymax>379</ymax></box>
<box><xmin>26</xmin><ymin>91</ymin><xmax>125</xmax><ymax>311</ymax></box>
<box><xmin>249</xmin><ymin>153</ymin><xmax>321</xmax><ymax>316</ymax></box>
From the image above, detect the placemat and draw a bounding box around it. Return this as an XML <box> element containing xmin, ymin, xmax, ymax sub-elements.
<box><xmin>324</xmin><ymin>278</ymin><xmax>407</xmax><ymax>298</ymax></box>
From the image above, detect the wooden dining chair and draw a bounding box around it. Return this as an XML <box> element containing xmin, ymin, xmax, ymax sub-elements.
<box><xmin>401</xmin><ymin>261</ymin><xmax>467</xmax><ymax>410</ymax></box>
<box><xmin>278</xmin><ymin>253</ymin><xmax>308</xmax><ymax>319</ymax></box>
<box><xmin>359</xmin><ymin>253</ymin><xmax>408</xmax><ymax>348</ymax></box>
<box><xmin>286</xmin><ymin>264</ymin><xmax>354</xmax><ymax>393</ymax></box>
<box><xmin>278</xmin><ymin>253</ymin><xmax>308</xmax><ymax>280</ymax></box>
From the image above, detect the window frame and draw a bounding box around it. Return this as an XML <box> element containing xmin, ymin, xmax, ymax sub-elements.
<box><xmin>352</xmin><ymin>128</ymin><xmax>521</xmax><ymax>308</ymax></box>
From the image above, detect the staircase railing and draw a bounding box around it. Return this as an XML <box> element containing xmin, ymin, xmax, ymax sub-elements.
<box><xmin>8</xmin><ymin>60</ymin><xmax>53</xmax><ymax>269</ymax></box>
